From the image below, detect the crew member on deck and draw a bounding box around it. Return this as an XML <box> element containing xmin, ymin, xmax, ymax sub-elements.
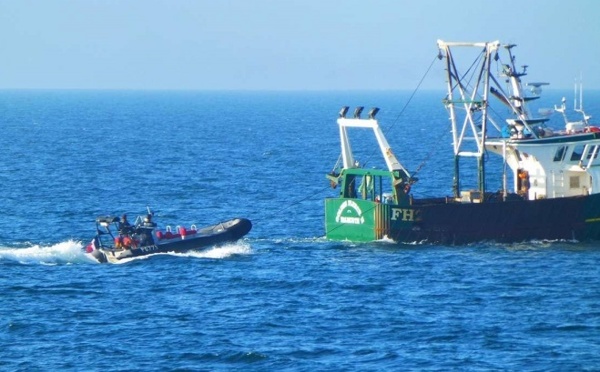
<box><xmin>119</xmin><ymin>214</ymin><xmax>132</xmax><ymax>235</ymax></box>
<box><xmin>133</xmin><ymin>214</ymin><xmax>156</xmax><ymax>246</ymax></box>
<box><xmin>143</xmin><ymin>214</ymin><xmax>156</xmax><ymax>228</ymax></box>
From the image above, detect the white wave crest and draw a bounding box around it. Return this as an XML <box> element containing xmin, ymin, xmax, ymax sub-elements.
<box><xmin>171</xmin><ymin>241</ymin><xmax>253</xmax><ymax>259</ymax></box>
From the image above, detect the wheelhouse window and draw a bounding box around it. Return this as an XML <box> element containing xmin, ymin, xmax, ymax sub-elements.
<box><xmin>569</xmin><ymin>144</ymin><xmax>599</xmax><ymax>162</ymax></box>
<box><xmin>554</xmin><ymin>146</ymin><xmax>567</xmax><ymax>162</ymax></box>
<box><xmin>570</xmin><ymin>145</ymin><xmax>585</xmax><ymax>161</ymax></box>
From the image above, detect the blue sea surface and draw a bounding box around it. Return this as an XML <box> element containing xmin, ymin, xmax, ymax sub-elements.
<box><xmin>1</xmin><ymin>89</ymin><xmax>599</xmax><ymax>371</ymax></box>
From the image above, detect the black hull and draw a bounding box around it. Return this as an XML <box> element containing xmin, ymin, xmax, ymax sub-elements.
<box><xmin>397</xmin><ymin>194</ymin><xmax>600</xmax><ymax>244</ymax></box>
<box><xmin>90</xmin><ymin>218</ymin><xmax>252</xmax><ymax>263</ymax></box>
<box><xmin>325</xmin><ymin>194</ymin><xmax>600</xmax><ymax>244</ymax></box>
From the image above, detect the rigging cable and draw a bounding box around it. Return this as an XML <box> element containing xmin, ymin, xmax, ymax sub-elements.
<box><xmin>357</xmin><ymin>54</ymin><xmax>439</xmax><ymax>172</ymax></box>
<box><xmin>388</xmin><ymin>53</ymin><xmax>447</xmax><ymax>178</ymax></box>
<box><xmin>248</xmin><ymin>184</ymin><xmax>334</xmax><ymax>226</ymax></box>
<box><xmin>411</xmin><ymin>47</ymin><xmax>488</xmax><ymax>178</ymax></box>
<box><xmin>384</xmin><ymin>54</ymin><xmax>439</xmax><ymax>135</ymax></box>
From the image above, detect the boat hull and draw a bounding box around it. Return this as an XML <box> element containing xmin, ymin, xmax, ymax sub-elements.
<box><xmin>325</xmin><ymin>194</ymin><xmax>600</xmax><ymax>244</ymax></box>
<box><xmin>89</xmin><ymin>218</ymin><xmax>252</xmax><ymax>263</ymax></box>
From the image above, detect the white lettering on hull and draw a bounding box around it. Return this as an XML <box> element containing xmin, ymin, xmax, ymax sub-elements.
<box><xmin>335</xmin><ymin>200</ymin><xmax>365</xmax><ymax>225</ymax></box>
<box><xmin>139</xmin><ymin>245</ymin><xmax>159</xmax><ymax>253</ymax></box>
<box><xmin>340</xmin><ymin>216</ymin><xmax>362</xmax><ymax>224</ymax></box>
<box><xmin>390</xmin><ymin>208</ymin><xmax>415</xmax><ymax>222</ymax></box>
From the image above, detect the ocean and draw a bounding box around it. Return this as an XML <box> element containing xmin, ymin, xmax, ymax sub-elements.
<box><xmin>1</xmin><ymin>89</ymin><xmax>599</xmax><ymax>371</ymax></box>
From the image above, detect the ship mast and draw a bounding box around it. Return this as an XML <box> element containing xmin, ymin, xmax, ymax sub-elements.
<box><xmin>437</xmin><ymin>40</ymin><xmax>500</xmax><ymax>198</ymax></box>
<box><xmin>437</xmin><ymin>40</ymin><xmax>546</xmax><ymax>200</ymax></box>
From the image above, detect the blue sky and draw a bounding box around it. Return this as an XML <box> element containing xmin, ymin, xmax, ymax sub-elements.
<box><xmin>1</xmin><ymin>0</ymin><xmax>599</xmax><ymax>90</ymax></box>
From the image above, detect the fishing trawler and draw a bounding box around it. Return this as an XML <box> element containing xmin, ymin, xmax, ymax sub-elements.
<box><xmin>85</xmin><ymin>210</ymin><xmax>252</xmax><ymax>263</ymax></box>
<box><xmin>325</xmin><ymin>40</ymin><xmax>600</xmax><ymax>244</ymax></box>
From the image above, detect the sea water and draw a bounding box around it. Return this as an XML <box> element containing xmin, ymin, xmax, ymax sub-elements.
<box><xmin>0</xmin><ymin>90</ymin><xmax>599</xmax><ymax>370</ymax></box>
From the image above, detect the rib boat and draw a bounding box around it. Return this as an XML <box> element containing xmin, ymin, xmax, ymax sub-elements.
<box><xmin>85</xmin><ymin>211</ymin><xmax>252</xmax><ymax>263</ymax></box>
<box><xmin>325</xmin><ymin>40</ymin><xmax>600</xmax><ymax>244</ymax></box>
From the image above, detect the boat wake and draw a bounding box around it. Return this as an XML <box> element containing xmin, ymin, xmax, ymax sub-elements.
<box><xmin>167</xmin><ymin>241</ymin><xmax>253</xmax><ymax>259</ymax></box>
<box><xmin>0</xmin><ymin>240</ymin><xmax>94</xmax><ymax>265</ymax></box>
<box><xmin>105</xmin><ymin>241</ymin><xmax>254</xmax><ymax>264</ymax></box>
<box><xmin>0</xmin><ymin>240</ymin><xmax>253</xmax><ymax>265</ymax></box>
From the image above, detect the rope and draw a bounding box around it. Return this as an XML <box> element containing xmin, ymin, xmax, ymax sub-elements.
<box><xmin>331</xmin><ymin>154</ymin><xmax>342</xmax><ymax>173</ymax></box>
<box><xmin>249</xmin><ymin>184</ymin><xmax>333</xmax><ymax>225</ymax></box>
<box><xmin>413</xmin><ymin>127</ymin><xmax>450</xmax><ymax>175</ymax></box>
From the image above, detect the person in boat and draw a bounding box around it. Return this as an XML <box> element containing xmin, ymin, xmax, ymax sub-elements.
<box><xmin>135</xmin><ymin>214</ymin><xmax>156</xmax><ymax>246</ymax></box>
<box><xmin>119</xmin><ymin>214</ymin><xmax>132</xmax><ymax>235</ymax></box>
<box><xmin>143</xmin><ymin>213</ymin><xmax>156</xmax><ymax>228</ymax></box>
<box><xmin>138</xmin><ymin>231</ymin><xmax>153</xmax><ymax>246</ymax></box>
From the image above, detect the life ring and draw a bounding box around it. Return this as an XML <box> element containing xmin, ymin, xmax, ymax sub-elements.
<box><xmin>404</xmin><ymin>184</ymin><xmax>411</xmax><ymax>194</ymax></box>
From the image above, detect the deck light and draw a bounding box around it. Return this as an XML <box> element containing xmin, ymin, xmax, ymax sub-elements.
<box><xmin>368</xmin><ymin>107</ymin><xmax>380</xmax><ymax>119</ymax></box>
<box><xmin>339</xmin><ymin>106</ymin><xmax>349</xmax><ymax>118</ymax></box>
<box><xmin>353</xmin><ymin>106</ymin><xmax>364</xmax><ymax>118</ymax></box>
